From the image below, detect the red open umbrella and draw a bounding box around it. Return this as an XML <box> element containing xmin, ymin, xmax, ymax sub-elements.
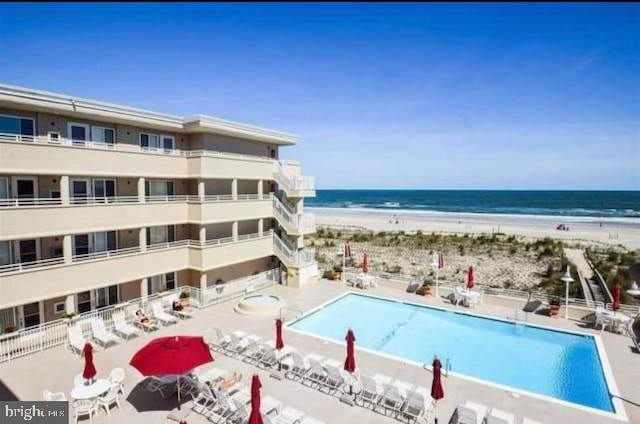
<box><xmin>248</xmin><ymin>374</ymin><xmax>263</xmax><ymax>424</ymax></box>
<box><xmin>130</xmin><ymin>336</ymin><xmax>213</xmax><ymax>400</ymax></box>
<box><xmin>363</xmin><ymin>254</ymin><xmax>369</xmax><ymax>273</ymax></box>
<box><xmin>613</xmin><ymin>283</ymin><xmax>622</xmax><ymax>311</ymax></box>
<box><xmin>431</xmin><ymin>357</ymin><xmax>444</xmax><ymax>423</ymax></box>
<box><xmin>466</xmin><ymin>266</ymin><xmax>474</xmax><ymax>289</ymax></box>
<box><xmin>82</xmin><ymin>342</ymin><xmax>97</xmax><ymax>381</ymax></box>
<box><xmin>344</xmin><ymin>329</ymin><xmax>356</xmax><ymax>373</ymax></box>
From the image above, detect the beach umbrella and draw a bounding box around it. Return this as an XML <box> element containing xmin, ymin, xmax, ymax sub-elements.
<box><xmin>466</xmin><ymin>266</ymin><xmax>475</xmax><ymax>289</ymax></box>
<box><xmin>130</xmin><ymin>336</ymin><xmax>213</xmax><ymax>401</ymax></box>
<box><xmin>344</xmin><ymin>329</ymin><xmax>356</xmax><ymax>373</ymax></box>
<box><xmin>363</xmin><ymin>254</ymin><xmax>369</xmax><ymax>273</ymax></box>
<box><xmin>613</xmin><ymin>283</ymin><xmax>621</xmax><ymax>311</ymax></box>
<box><xmin>438</xmin><ymin>253</ymin><xmax>444</xmax><ymax>270</ymax></box>
<box><xmin>275</xmin><ymin>318</ymin><xmax>284</xmax><ymax>371</ymax></box>
<box><xmin>344</xmin><ymin>241</ymin><xmax>351</xmax><ymax>258</ymax></box>
<box><xmin>431</xmin><ymin>357</ymin><xmax>445</xmax><ymax>423</ymax></box>
<box><xmin>82</xmin><ymin>342</ymin><xmax>97</xmax><ymax>381</ymax></box>
<box><xmin>248</xmin><ymin>374</ymin><xmax>263</xmax><ymax>424</ymax></box>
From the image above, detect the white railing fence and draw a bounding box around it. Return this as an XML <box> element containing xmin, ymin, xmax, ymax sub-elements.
<box><xmin>0</xmin><ymin>268</ymin><xmax>280</xmax><ymax>362</ymax></box>
<box><xmin>272</xmin><ymin>234</ymin><xmax>316</xmax><ymax>268</ymax></box>
<box><xmin>273</xmin><ymin>161</ymin><xmax>315</xmax><ymax>193</ymax></box>
<box><xmin>351</xmin><ymin>269</ymin><xmax>640</xmax><ymax>315</ymax></box>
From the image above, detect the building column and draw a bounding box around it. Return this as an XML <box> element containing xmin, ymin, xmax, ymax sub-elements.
<box><xmin>296</xmin><ymin>198</ymin><xmax>304</xmax><ymax>214</ymax></box>
<box><xmin>139</xmin><ymin>228</ymin><xmax>147</xmax><ymax>252</ymax></box>
<box><xmin>63</xmin><ymin>235</ymin><xmax>72</xmax><ymax>263</ymax></box>
<box><xmin>232</xmin><ymin>221</ymin><xmax>238</xmax><ymax>241</ymax></box>
<box><xmin>199</xmin><ymin>226</ymin><xmax>207</xmax><ymax>243</ymax></box>
<box><xmin>257</xmin><ymin>180</ymin><xmax>263</xmax><ymax>200</ymax></box>
<box><xmin>258</xmin><ymin>218</ymin><xmax>264</xmax><ymax>236</ymax></box>
<box><xmin>231</xmin><ymin>179</ymin><xmax>238</xmax><ymax>200</ymax></box>
<box><xmin>60</xmin><ymin>175</ymin><xmax>70</xmax><ymax>205</ymax></box>
<box><xmin>65</xmin><ymin>294</ymin><xmax>76</xmax><ymax>316</ymax></box>
<box><xmin>140</xmin><ymin>278</ymin><xmax>148</xmax><ymax>299</ymax></box>
<box><xmin>200</xmin><ymin>273</ymin><xmax>208</xmax><ymax>291</ymax></box>
<box><xmin>197</xmin><ymin>179</ymin><xmax>205</xmax><ymax>200</ymax></box>
<box><xmin>137</xmin><ymin>177</ymin><xmax>146</xmax><ymax>203</ymax></box>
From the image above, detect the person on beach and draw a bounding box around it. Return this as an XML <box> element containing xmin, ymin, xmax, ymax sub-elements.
<box><xmin>172</xmin><ymin>299</ymin><xmax>183</xmax><ymax>312</ymax></box>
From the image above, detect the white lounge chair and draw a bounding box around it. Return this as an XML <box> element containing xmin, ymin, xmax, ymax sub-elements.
<box><xmin>305</xmin><ymin>358</ymin><xmax>328</xmax><ymax>388</ymax></box>
<box><xmin>283</xmin><ymin>351</ymin><xmax>311</xmax><ymax>380</ymax></box>
<box><xmin>300</xmin><ymin>418</ymin><xmax>326</xmax><ymax>424</ymax></box>
<box><xmin>151</xmin><ymin>302</ymin><xmax>178</xmax><ymax>326</ymax></box>
<box><xmin>400</xmin><ymin>388</ymin><xmax>426</xmax><ymax>422</ymax></box>
<box><xmin>43</xmin><ymin>390</ymin><xmax>66</xmax><ymax>401</ymax></box>
<box><xmin>194</xmin><ymin>366</ymin><xmax>227</xmax><ymax>385</ymax></box>
<box><xmin>112</xmin><ymin>311</ymin><xmax>140</xmax><ymax>340</ymax></box>
<box><xmin>378</xmin><ymin>382</ymin><xmax>403</xmax><ymax>416</ymax></box>
<box><xmin>273</xmin><ymin>406</ymin><xmax>305</xmax><ymax>424</ymax></box>
<box><xmin>357</xmin><ymin>375</ymin><xmax>383</xmax><ymax>408</ymax></box>
<box><xmin>322</xmin><ymin>361</ymin><xmax>345</xmax><ymax>393</ymax></box>
<box><xmin>452</xmin><ymin>401</ymin><xmax>488</xmax><ymax>424</ymax></box>
<box><xmin>225</xmin><ymin>332</ymin><xmax>249</xmax><ymax>356</ymax></box>
<box><xmin>146</xmin><ymin>376</ymin><xmax>177</xmax><ymax>399</ymax></box>
<box><xmin>522</xmin><ymin>418</ymin><xmax>542</xmax><ymax>424</ymax></box>
<box><xmin>486</xmin><ymin>408</ymin><xmax>515</xmax><ymax>424</ymax></box>
<box><xmin>89</xmin><ymin>318</ymin><xmax>119</xmax><ymax>348</ymax></box>
<box><xmin>243</xmin><ymin>337</ymin><xmax>264</xmax><ymax>363</ymax></box>
<box><xmin>208</xmin><ymin>327</ymin><xmax>231</xmax><ymax>351</ymax></box>
<box><xmin>67</xmin><ymin>326</ymin><xmax>86</xmax><ymax>355</ymax></box>
<box><xmin>259</xmin><ymin>344</ymin><xmax>279</xmax><ymax>369</ymax></box>
<box><xmin>191</xmin><ymin>380</ymin><xmax>217</xmax><ymax>416</ymax></box>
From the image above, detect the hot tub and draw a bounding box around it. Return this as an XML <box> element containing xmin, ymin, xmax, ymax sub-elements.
<box><xmin>234</xmin><ymin>294</ymin><xmax>284</xmax><ymax>316</ymax></box>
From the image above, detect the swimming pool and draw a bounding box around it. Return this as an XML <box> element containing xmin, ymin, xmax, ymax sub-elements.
<box><xmin>288</xmin><ymin>293</ymin><xmax>616</xmax><ymax>413</ymax></box>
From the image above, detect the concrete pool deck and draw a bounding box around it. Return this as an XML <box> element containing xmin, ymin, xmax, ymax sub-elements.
<box><xmin>0</xmin><ymin>279</ymin><xmax>638</xmax><ymax>424</ymax></box>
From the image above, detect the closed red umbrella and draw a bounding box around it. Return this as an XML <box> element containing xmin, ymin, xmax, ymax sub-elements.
<box><xmin>344</xmin><ymin>329</ymin><xmax>356</xmax><ymax>373</ymax></box>
<box><xmin>248</xmin><ymin>374</ymin><xmax>263</xmax><ymax>424</ymax></box>
<box><xmin>275</xmin><ymin>319</ymin><xmax>284</xmax><ymax>350</ymax></box>
<box><xmin>82</xmin><ymin>342</ymin><xmax>97</xmax><ymax>381</ymax></box>
<box><xmin>130</xmin><ymin>336</ymin><xmax>213</xmax><ymax>401</ymax></box>
<box><xmin>431</xmin><ymin>356</ymin><xmax>444</xmax><ymax>423</ymax></box>
<box><xmin>466</xmin><ymin>266</ymin><xmax>474</xmax><ymax>289</ymax></box>
<box><xmin>613</xmin><ymin>283</ymin><xmax>621</xmax><ymax>311</ymax></box>
<box><xmin>363</xmin><ymin>254</ymin><xmax>369</xmax><ymax>273</ymax></box>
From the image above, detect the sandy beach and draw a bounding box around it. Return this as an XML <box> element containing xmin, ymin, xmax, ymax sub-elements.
<box><xmin>311</xmin><ymin>207</ymin><xmax>640</xmax><ymax>250</ymax></box>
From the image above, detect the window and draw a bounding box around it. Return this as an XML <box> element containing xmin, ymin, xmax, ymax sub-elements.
<box><xmin>68</xmin><ymin>123</ymin><xmax>89</xmax><ymax>143</ymax></box>
<box><xmin>140</xmin><ymin>133</ymin><xmax>159</xmax><ymax>149</ymax></box>
<box><xmin>73</xmin><ymin>234</ymin><xmax>90</xmax><ymax>256</ymax></box>
<box><xmin>161</xmin><ymin>135</ymin><xmax>175</xmax><ymax>150</ymax></box>
<box><xmin>0</xmin><ymin>178</ymin><xmax>7</xmax><ymax>199</ymax></box>
<box><xmin>93</xmin><ymin>179</ymin><xmax>116</xmax><ymax>199</ymax></box>
<box><xmin>91</xmin><ymin>126</ymin><xmax>115</xmax><ymax>145</ymax></box>
<box><xmin>53</xmin><ymin>302</ymin><xmax>65</xmax><ymax>315</ymax></box>
<box><xmin>18</xmin><ymin>239</ymin><xmax>37</xmax><ymax>263</ymax></box>
<box><xmin>0</xmin><ymin>114</ymin><xmax>35</xmax><ymax>137</ymax></box>
<box><xmin>165</xmin><ymin>272</ymin><xmax>176</xmax><ymax>290</ymax></box>
<box><xmin>0</xmin><ymin>241</ymin><xmax>10</xmax><ymax>266</ymax></box>
<box><xmin>47</xmin><ymin>131</ymin><xmax>61</xmax><ymax>142</ymax></box>
<box><xmin>22</xmin><ymin>302</ymin><xmax>40</xmax><ymax>327</ymax></box>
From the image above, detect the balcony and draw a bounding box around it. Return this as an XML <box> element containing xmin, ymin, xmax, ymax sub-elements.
<box><xmin>272</xmin><ymin>233</ymin><xmax>316</xmax><ymax>268</ymax></box>
<box><xmin>0</xmin><ymin>133</ymin><xmax>315</xmax><ymax>192</ymax></box>
<box><xmin>0</xmin><ymin>195</ymin><xmax>273</xmax><ymax>239</ymax></box>
<box><xmin>0</xmin><ymin>231</ymin><xmax>275</xmax><ymax>308</ymax></box>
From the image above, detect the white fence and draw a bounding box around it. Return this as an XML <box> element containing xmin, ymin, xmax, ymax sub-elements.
<box><xmin>0</xmin><ymin>268</ymin><xmax>280</xmax><ymax>363</ymax></box>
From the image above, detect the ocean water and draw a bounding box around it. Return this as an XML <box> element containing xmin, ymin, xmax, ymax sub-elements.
<box><xmin>289</xmin><ymin>293</ymin><xmax>614</xmax><ymax>412</ymax></box>
<box><xmin>306</xmin><ymin>190</ymin><xmax>640</xmax><ymax>218</ymax></box>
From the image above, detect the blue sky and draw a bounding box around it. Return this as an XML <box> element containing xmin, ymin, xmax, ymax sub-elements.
<box><xmin>1</xmin><ymin>3</ymin><xmax>638</xmax><ymax>190</ymax></box>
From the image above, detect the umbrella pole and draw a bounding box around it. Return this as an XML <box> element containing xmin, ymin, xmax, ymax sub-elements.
<box><xmin>434</xmin><ymin>400</ymin><xmax>438</xmax><ymax>424</ymax></box>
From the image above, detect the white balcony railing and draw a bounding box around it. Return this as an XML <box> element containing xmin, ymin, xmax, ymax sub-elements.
<box><xmin>272</xmin><ymin>233</ymin><xmax>315</xmax><ymax>268</ymax></box>
<box><xmin>0</xmin><ymin>268</ymin><xmax>280</xmax><ymax>362</ymax></box>
<box><xmin>273</xmin><ymin>161</ymin><xmax>315</xmax><ymax>194</ymax></box>
<box><xmin>0</xmin><ymin>231</ymin><xmax>273</xmax><ymax>275</ymax></box>
<box><xmin>0</xmin><ymin>198</ymin><xmax>62</xmax><ymax>207</ymax></box>
<box><xmin>0</xmin><ymin>132</ymin><xmax>276</xmax><ymax>162</ymax></box>
<box><xmin>272</xmin><ymin>197</ymin><xmax>316</xmax><ymax>234</ymax></box>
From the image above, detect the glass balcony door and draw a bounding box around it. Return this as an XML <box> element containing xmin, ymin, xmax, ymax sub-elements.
<box><xmin>95</xmin><ymin>285</ymin><xmax>118</xmax><ymax>309</ymax></box>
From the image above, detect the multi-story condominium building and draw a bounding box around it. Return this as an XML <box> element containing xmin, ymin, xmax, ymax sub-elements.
<box><xmin>0</xmin><ymin>84</ymin><xmax>317</xmax><ymax>331</ymax></box>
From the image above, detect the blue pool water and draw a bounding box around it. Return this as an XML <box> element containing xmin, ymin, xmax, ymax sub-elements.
<box><xmin>289</xmin><ymin>293</ymin><xmax>614</xmax><ymax>412</ymax></box>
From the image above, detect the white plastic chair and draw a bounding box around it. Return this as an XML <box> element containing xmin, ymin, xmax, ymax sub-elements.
<box><xmin>97</xmin><ymin>387</ymin><xmax>120</xmax><ymax>418</ymax></box>
<box><xmin>486</xmin><ymin>408</ymin><xmax>515</xmax><ymax>424</ymax></box>
<box><xmin>453</xmin><ymin>401</ymin><xmax>488</xmax><ymax>424</ymax></box>
<box><xmin>73</xmin><ymin>399</ymin><xmax>97</xmax><ymax>424</ymax></box>
<box><xmin>151</xmin><ymin>302</ymin><xmax>178</xmax><ymax>326</ymax></box>
<box><xmin>108</xmin><ymin>368</ymin><xmax>125</xmax><ymax>394</ymax></box>
<box><xmin>112</xmin><ymin>311</ymin><xmax>140</xmax><ymax>340</ymax></box>
<box><xmin>67</xmin><ymin>326</ymin><xmax>86</xmax><ymax>355</ymax></box>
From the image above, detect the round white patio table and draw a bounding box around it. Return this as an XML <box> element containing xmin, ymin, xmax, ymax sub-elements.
<box><xmin>71</xmin><ymin>379</ymin><xmax>111</xmax><ymax>400</ymax></box>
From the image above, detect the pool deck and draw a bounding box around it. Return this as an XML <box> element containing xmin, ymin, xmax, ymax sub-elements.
<box><xmin>1</xmin><ymin>280</ymin><xmax>638</xmax><ymax>424</ymax></box>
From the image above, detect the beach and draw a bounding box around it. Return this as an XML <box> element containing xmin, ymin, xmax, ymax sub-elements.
<box><xmin>311</xmin><ymin>207</ymin><xmax>640</xmax><ymax>250</ymax></box>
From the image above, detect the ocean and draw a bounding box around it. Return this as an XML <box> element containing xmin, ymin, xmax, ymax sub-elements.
<box><xmin>305</xmin><ymin>190</ymin><xmax>640</xmax><ymax>219</ymax></box>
